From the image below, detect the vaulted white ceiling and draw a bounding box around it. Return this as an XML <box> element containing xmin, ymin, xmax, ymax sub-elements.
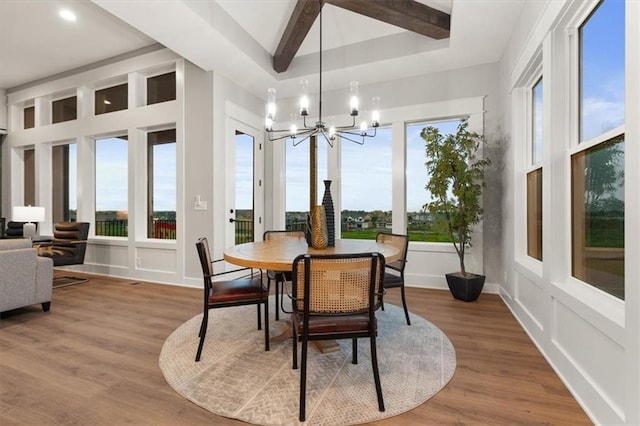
<box><xmin>1</xmin><ymin>0</ymin><xmax>525</xmax><ymax>99</ymax></box>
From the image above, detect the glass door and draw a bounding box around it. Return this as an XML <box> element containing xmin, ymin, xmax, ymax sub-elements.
<box><xmin>225</xmin><ymin>118</ymin><xmax>264</xmax><ymax>247</ymax></box>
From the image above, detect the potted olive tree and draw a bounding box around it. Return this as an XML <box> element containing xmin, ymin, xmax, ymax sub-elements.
<box><xmin>421</xmin><ymin>119</ymin><xmax>491</xmax><ymax>302</ymax></box>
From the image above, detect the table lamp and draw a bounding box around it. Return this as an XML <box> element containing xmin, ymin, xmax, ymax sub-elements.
<box><xmin>12</xmin><ymin>205</ymin><xmax>45</xmax><ymax>239</ymax></box>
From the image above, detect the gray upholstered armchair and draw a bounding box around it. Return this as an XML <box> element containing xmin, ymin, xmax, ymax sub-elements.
<box><xmin>0</xmin><ymin>239</ymin><xmax>53</xmax><ymax>313</ymax></box>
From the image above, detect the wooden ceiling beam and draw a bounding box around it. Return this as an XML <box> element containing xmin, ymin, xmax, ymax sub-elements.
<box><xmin>273</xmin><ymin>0</ymin><xmax>322</xmax><ymax>73</ymax></box>
<box><xmin>326</xmin><ymin>0</ymin><xmax>450</xmax><ymax>40</ymax></box>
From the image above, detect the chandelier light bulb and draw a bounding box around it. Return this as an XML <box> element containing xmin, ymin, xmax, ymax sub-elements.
<box><xmin>266</xmin><ymin>88</ymin><xmax>277</xmax><ymax>120</ymax></box>
<box><xmin>329</xmin><ymin>126</ymin><xmax>336</xmax><ymax>139</ymax></box>
<box><xmin>371</xmin><ymin>96</ymin><xmax>380</xmax><ymax>127</ymax></box>
<box><xmin>265</xmin><ymin>117</ymin><xmax>273</xmax><ymax>131</ymax></box>
<box><xmin>360</xmin><ymin>121</ymin><xmax>368</xmax><ymax>133</ymax></box>
<box><xmin>300</xmin><ymin>95</ymin><xmax>309</xmax><ymax>116</ymax></box>
<box><xmin>299</xmin><ymin>79</ymin><xmax>310</xmax><ymax>115</ymax></box>
<box><xmin>349</xmin><ymin>81</ymin><xmax>359</xmax><ymax>116</ymax></box>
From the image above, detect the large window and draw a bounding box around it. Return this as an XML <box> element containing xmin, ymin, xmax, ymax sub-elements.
<box><xmin>95</xmin><ymin>83</ymin><xmax>128</xmax><ymax>115</ymax></box>
<box><xmin>95</xmin><ymin>135</ymin><xmax>128</xmax><ymax>237</ymax></box>
<box><xmin>285</xmin><ymin>137</ymin><xmax>327</xmax><ymax>231</ymax></box>
<box><xmin>406</xmin><ymin>119</ymin><xmax>461</xmax><ymax>242</ymax></box>
<box><xmin>147</xmin><ymin>129</ymin><xmax>176</xmax><ymax>239</ymax></box>
<box><xmin>527</xmin><ymin>77</ymin><xmax>543</xmax><ymax>261</ymax></box>
<box><xmin>572</xmin><ymin>0</ymin><xmax>625</xmax><ymax>299</ymax></box>
<box><xmin>341</xmin><ymin>127</ymin><xmax>392</xmax><ymax>240</ymax></box>
<box><xmin>52</xmin><ymin>96</ymin><xmax>77</xmax><ymax>124</ymax></box>
<box><xmin>52</xmin><ymin>144</ymin><xmax>77</xmax><ymax>223</ymax></box>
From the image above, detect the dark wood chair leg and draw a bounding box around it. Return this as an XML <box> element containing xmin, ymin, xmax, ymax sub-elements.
<box><xmin>292</xmin><ymin>327</ymin><xmax>298</xmax><ymax>369</ymax></box>
<box><xmin>299</xmin><ymin>335</ymin><xmax>309</xmax><ymax>422</ymax></box>
<box><xmin>195</xmin><ymin>309</ymin><xmax>209</xmax><ymax>362</ymax></box>
<box><xmin>41</xmin><ymin>301</ymin><xmax>51</xmax><ymax>312</ymax></box>
<box><xmin>274</xmin><ymin>279</ymin><xmax>280</xmax><ymax>321</ymax></box>
<box><xmin>352</xmin><ymin>338</ymin><xmax>358</xmax><ymax>364</ymax></box>
<box><xmin>400</xmin><ymin>285</ymin><xmax>411</xmax><ymax>325</ymax></box>
<box><xmin>370</xmin><ymin>334</ymin><xmax>385</xmax><ymax>412</ymax></box>
<box><xmin>264</xmin><ymin>300</ymin><xmax>270</xmax><ymax>351</ymax></box>
<box><xmin>257</xmin><ymin>304</ymin><xmax>262</xmax><ymax>330</ymax></box>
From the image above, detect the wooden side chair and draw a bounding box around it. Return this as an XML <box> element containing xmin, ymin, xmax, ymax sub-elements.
<box><xmin>263</xmin><ymin>230</ymin><xmax>305</xmax><ymax>320</ymax></box>
<box><xmin>194</xmin><ymin>237</ymin><xmax>269</xmax><ymax>362</ymax></box>
<box><xmin>290</xmin><ymin>252</ymin><xmax>386</xmax><ymax>422</ymax></box>
<box><xmin>376</xmin><ymin>232</ymin><xmax>411</xmax><ymax>325</ymax></box>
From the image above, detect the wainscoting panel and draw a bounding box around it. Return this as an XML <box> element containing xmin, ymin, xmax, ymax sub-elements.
<box><xmin>514</xmin><ymin>272</ymin><xmax>545</xmax><ymax>332</ymax></box>
<box><xmin>136</xmin><ymin>246</ymin><xmax>177</xmax><ymax>273</ymax></box>
<box><xmin>552</xmin><ymin>298</ymin><xmax>625</xmax><ymax>420</ymax></box>
<box><xmin>86</xmin><ymin>242</ymin><xmax>128</xmax><ymax>268</ymax></box>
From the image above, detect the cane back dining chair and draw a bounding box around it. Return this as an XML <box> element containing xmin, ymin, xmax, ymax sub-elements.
<box><xmin>376</xmin><ymin>232</ymin><xmax>411</xmax><ymax>325</ymax></box>
<box><xmin>290</xmin><ymin>252</ymin><xmax>386</xmax><ymax>422</ymax></box>
<box><xmin>263</xmin><ymin>230</ymin><xmax>305</xmax><ymax>320</ymax></box>
<box><xmin>194</xmin><ymin>237</ymin><xmax>269</xmax><ymax>362</ymax></box>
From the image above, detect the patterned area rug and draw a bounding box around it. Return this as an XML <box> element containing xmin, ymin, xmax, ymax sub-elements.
<box><xmin>159</xmin><ymin>300</ymin><xmax>456</xmax><ymax>425</ymax></box>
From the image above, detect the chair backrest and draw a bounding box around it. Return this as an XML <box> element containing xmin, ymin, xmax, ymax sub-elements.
<box><xmin>195</xmin><ymin>237</ymin><xmax>214</xmax><ymax>278</ymax></box>
<box><xmin>5</xmin><ymin>221</ymin><xmax>27</xmax><ymax>238</ymax></box>
<box><xmin>52</xmin><ymin>222</ymin><xmax>90</xmax><ymax>263</ymax></box>
<box><xmin>263</xmin><ymin>230</ymin><xmax>305</xmax><ymax>241</ymax></box>
<box><xmin>291</xmin><ymin>253</ymin><xmax>385</xmax><ymax>316</ymax></box>
<box><xmin>376</xmin><ymin>232</ymin><xmax>408</xmax><ymax>273</ymax></box>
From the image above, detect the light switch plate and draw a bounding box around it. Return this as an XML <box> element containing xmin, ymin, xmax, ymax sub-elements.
<box><xmin>194</xmin><ymin>201</ymin><xmax>207</xmax><ymax>211</ymax></box>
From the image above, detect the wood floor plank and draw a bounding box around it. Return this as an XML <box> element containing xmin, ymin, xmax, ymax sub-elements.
<box><xmin>0</xmin><ymin>273</ymin><xmax>591</xmax><ymax>425</ymax></box>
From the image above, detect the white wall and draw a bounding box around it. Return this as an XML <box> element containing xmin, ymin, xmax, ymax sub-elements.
<box><xmin>499</xmin><ymin>1</ymin><xmax>640</xmax><ymax>424</ymax></box>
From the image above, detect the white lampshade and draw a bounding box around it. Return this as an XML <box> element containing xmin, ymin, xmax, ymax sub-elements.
<box><xmin>13</xmin><ymin>206</ymin><xmax>45</xmax><ymax>223</ymax></box>
<box><xmin>12</xmin><ymin>206</ymin><xmax>45</xmax><ymax>239</ymax></box>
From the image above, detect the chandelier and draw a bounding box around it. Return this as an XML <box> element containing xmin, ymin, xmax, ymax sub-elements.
<box><xmin>264</xmin><ymin>0</ymin><xmax>380</xmax><ymax>147</ymax></box>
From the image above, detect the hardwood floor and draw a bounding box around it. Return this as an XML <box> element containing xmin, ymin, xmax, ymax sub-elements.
<box><xmin>0</xmin><ymin>272</ymin><xmax>591</xmax><ymax>425</ymax></box>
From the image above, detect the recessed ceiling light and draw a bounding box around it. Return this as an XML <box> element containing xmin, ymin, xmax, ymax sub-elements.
<box><xmin>59</xmin><ymin>9</ymin><xmax>77</xmax><ymax>22</ymax></box>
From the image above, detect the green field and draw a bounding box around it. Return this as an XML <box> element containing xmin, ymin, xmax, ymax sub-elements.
<box><xmin>341</xmin><ymin>229</ymin><xmax>452</xmax><ymax>242</ymax></box>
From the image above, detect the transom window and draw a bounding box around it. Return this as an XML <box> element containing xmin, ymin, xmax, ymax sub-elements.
<box><xmin>95</xmin><ymin>83</ymin><xmax>128</xmax><ymax>115</ymax></box>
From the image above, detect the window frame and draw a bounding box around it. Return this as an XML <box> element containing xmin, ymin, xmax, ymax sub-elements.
<box><xmin>93</xmin><ymin>133</ymin><xmax>129</xmax><ymax>239</ymax></box>
<box><xmin>527</xmin><ymin>73</ymin><xmax>544</xmax><ymax>263</ymax></box>
<box><xmin>146</xmin><ymin>128</ymin><xmax>177</xmax><ymax>240</ymax></box>
<box><xmin>567</xmin><ymin>0</ymin><xmax>625</xmax><ymax>301</ymax></box>
<box><xmin>94</xmin><ymin>79</ymin><xmax>129</xmax><ymax>115</ymax></box>
<box><xmin>325</xmin><ymin>97</ymin><xmax>485</xmax><ymax>255</ymax></box>
<box><xmin>52</xmin><ymin>95</ymin><xmax>78</xmax><ymax>124</ymax></box>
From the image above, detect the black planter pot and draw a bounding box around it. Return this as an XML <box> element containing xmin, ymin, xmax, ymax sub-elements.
<box><xmin>445</xmin><ymin>273</ymin><xmax>486</xmax><ymax>302</ymax></box>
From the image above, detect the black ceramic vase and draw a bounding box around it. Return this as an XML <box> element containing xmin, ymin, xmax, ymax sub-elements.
<box><xmin>322</xmin><ymin>180</ymin><xmax>335</xmax><ymax>247</ymax></box>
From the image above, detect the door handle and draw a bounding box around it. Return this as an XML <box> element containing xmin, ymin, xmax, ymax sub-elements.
<box><xmin>229</xmin><ymin>218</ymin><xmax>236</xmax><ymax>223</ymax></box>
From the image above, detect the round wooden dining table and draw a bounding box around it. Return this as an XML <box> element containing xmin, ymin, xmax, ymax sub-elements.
<box><xmin>224</xmin><ymin>237</ymin><xmax>400</xmax><ymax>351</ymax></box>
<box><xmin>223</xmin><ymin>237</ymin><xmax>400</xmax><ymax>271</ymax></box>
